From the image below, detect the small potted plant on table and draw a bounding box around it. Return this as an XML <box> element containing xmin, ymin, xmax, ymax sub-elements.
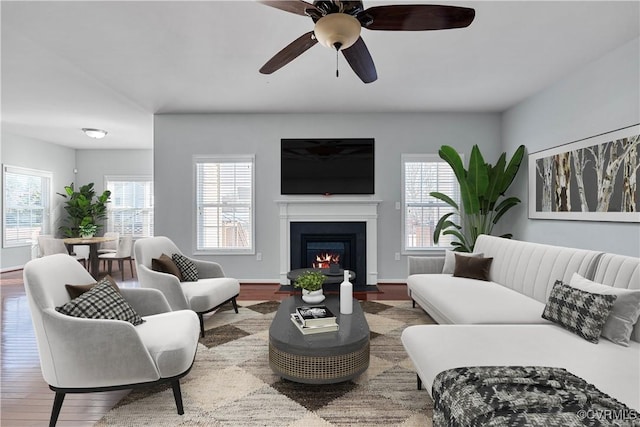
<box><xmin>294</xmin><ymin>270</ymin><xmax>326</xmax><ymax>304</ymax></box>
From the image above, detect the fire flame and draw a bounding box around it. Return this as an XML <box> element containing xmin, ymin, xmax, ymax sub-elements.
<box><xmin>313</xmin><ymin>252</ymin><xmax>340</xmax><ymax>269</ymax></box>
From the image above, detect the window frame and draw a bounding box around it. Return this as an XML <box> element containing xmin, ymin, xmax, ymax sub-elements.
<box><xmin>104</xmin><ymin>175</ymin><xmax>154</xmax><ymax>238</ymax></box>
<box><xmin>401</xmin><ymin>153</ymin><xmax>462</xmax><ymax>254</ymax></box>
<box><xmin>2</xmin><ymin>165</ymin><xmax>52</xmax><ymax>248</ymax></box>
<box><xmin>193</xmin><ymin>154</ymin><xmax>255</xmax><ymax>255</ymax></box>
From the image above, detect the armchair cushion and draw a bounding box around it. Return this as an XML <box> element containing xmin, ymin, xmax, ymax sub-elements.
<box><xmin>56</xmin><ymin>279</ymin><xmax>145</xmax><ymax>326</ymax></box>
<box><xmin>136</xmin><ymin>310</ymin><xmax>200</xmax><ymax>377</ymax></box>
<box><xmin>182</xmin><ymin>277</ymin><xmax>240</xmax><ymax>313</ymax></box>
<box><xmin>65</xmin><ymin>275</ymin><xmax>121</xmax><ymax>299</ymax></box>
<box><xmin>172</xmin><ymin>253</ymin><xmax>199</xmax><ymax>282</ymax></box>
<box><xmin>152</xmin><ymin>253</ymin><xmax>183</xmax><ymax>281</ymax></box>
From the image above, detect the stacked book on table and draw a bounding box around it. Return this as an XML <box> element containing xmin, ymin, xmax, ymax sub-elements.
<box><xmin>291</xmin><ymin>305</ymin><xmax>339</xmax><ymax>335</ymax></box>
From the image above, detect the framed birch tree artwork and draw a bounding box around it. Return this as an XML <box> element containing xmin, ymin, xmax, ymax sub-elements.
<box><xmin>528</xmin><ymin>124</ymin><xmax>640</xmax><ymax>222</ymax></box>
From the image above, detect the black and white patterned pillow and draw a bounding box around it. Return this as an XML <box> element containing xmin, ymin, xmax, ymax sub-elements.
<box><xmin>542</xmin><ymin>280</ymin><xmax>616</xmax><ymax>343</ymax></box>
<box><xmin>172</xmin><ymin>253</ymin><xmax>199</xmax><ymax>282</ymax></box>
<box><xmin>56</xmin><ymin>277</ymin><xmax>144</xmax><ymax>326</ymax></box>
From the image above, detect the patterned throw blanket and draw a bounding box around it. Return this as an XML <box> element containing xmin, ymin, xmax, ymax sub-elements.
<box><xmin>432</xmin><ymin>366</ymin><xmax>638</xmax><ymax>427</ymax></box>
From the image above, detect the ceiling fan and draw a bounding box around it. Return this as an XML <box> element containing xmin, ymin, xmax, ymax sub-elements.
<box><xmin>258</xmin><ymin>1</ymin><xmax>475</xmax><ymax>83</ymax></box>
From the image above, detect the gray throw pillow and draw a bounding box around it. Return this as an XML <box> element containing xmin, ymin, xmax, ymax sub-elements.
<box><xmin>542</xmin><ymin>281</ymin><xmax>616</xmax><ymax>343</ymax></box>
<box><xmin>172</xmin><ymin>253</ymin><xmax>199</xmax><ymax>282</ymax></box>
<box><xmin>56</xmin><ymin>278</ymin><xmax>144</xmax><ymax>326</ymax></box>
<box><xmin>442</xmin><ymin>250</ymin><xmax>483</xmax><ymax>274</ymax></box>
<box><xmin>567</xmin><ymin>273</ymin><xmax>640</xmax><ymax>346</ymax></box>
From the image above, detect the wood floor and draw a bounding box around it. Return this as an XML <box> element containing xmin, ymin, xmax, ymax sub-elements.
<box><xmin>0</xmin><ymin>264</ymin><xmax>409</xmax><ymax>426</ymax></box>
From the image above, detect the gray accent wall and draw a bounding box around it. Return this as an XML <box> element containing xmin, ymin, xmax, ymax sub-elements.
<box><xmin>154</xmin><ymin>113</ymin><xmax>502</xmax><ymax>281</ymax></box>
<box><xmin>501</xmin><ymin>37</ymin><xmax>640</xmax><ymax>257</ymax></box>
<box><xmin>75</xmin><ymin>149</ymin><xmax>153</xmax><ymax>195</ymax></box>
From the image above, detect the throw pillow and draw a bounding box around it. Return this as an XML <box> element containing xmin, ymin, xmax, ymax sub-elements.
<box><xmin>172</xmin><ymin>253</ymin><xmax>199</xmax><ymax>282</ymax></box>
<box><xmin>56</xmin><ymin>279</ymin><xmax>144</xmax><ymax>326</ymax></box>
<box><xmin>151</xmin><ymin>253</ymin><xmax>183</xmax><ymax>281</ymax></box>
<box><xmin>568</xmin><ymin>273</ymin><xmax>640</xmax><ymax>346</ymax></box>
<box><xmin>542</xmin><ymin>280</ymin><xmax>616</xmax><ymax>343</ymax></box>
<box><xmin>453</xmin><ymin>254</ymin><xmax>493</xmax><ymax>281</ymax></box>
<box><xmin>442</xmin><ymin>250</ymin><xmax>484</xmax><ymax>274</ymax></box>
<box><xmin>65</xmin><ymin>275</ymin><xmax>121</xmax><ymax>299</ymax></box>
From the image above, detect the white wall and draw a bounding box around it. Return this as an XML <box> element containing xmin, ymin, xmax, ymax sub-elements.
<box><xmin>1</xmin><ymin>133</ymin><xmax>76</xmax><ymax>270</ymax></box>
<box><xmin>75</xmin><ymin>149</ymin><xmax>153</xmax><ymax>195</ymax></box>
<box><xmin>501</xmin><ymin>37</ymin><xmax>640</xmax><ymax>257</ymax></box>
<box><xmin>154</xmin><ymin>112</ymin><xmax>502</xmax><ymax>281</ymax></box>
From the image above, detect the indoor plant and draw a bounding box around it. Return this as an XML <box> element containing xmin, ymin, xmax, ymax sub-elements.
<box><xmin>78</xmin><ymin>222</ymin><xmax>98</xmax><ymax>238</ymax></box>
<box><xmin>294</xmin><ymin>270</ymin><xmax>326</xmax><ymax>303</ymax></box>
<box><xmin>431</xmin><ymin>144</ymin><xmax>526</xmax><ymax>252</ymax></box>
<box><xmin>58</xmin><ymin>183</ymin><xmax>111</xmax><ymax>238</ymax></box>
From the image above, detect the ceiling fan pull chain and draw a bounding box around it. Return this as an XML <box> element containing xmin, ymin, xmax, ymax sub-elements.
<box><xmin>336</xmin><ymin>49</ymin><xmax>339</xmax><ymax>78</ymax></box>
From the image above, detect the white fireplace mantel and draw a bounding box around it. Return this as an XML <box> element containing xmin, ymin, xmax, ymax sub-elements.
<box><xmin>276</xmin><ymin>197</ymin><xmax>381</xmax><ymax>285</ymax></box>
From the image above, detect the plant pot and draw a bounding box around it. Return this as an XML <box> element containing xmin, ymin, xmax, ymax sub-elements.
<box><xmin>80</xmin><ymin>233</ymin><xmax>94</xmax><ymax>239</ymax></box>
<box><xmin>301</xmin><ymin>289</ymin><xmax>325</xmax><ymax>304</ymax></box>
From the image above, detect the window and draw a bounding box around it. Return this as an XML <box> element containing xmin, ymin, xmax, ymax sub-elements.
<box><xmin>105</xmin><ymin>176</ymin><xmax>154</xmax><ymax>238</ymax></box>
<box><xmin>195</xmin><ymin>155</ymin><xmax>254</xmax><ymax>254</ymax></box>
<box><xmin>402</xmin><ymin>154</ymin><xmax>461</xmax><ymax>252</ymax></box>
<box><xmin>3</xmin><ymin>165</ymin><xmax>52</xmax><ymax>247</ymax></box>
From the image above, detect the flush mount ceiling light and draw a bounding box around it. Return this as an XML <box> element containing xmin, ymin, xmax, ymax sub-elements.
<box><xmin>82</xmin><ymin>128</ymin><xmax>108</xmax><ymax>139</ymax></box>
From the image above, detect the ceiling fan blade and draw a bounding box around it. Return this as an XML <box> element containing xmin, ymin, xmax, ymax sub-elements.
<box><xmin>260</xmin><ymin>31</ymin><xmax>318</xmax><ymax>74</ymax></box>
<box><xmin>257</xmin><ymin>1</ymin><xmax>320</xmax><ymax>17</ymax></box>
<box><xmin>342</xmin><ymin>37</ymin><xmax>377</xmax><ymax>84</ymax></box>
<box><xmin>362</xmin><ymin>5</ymin><xmax>475</xmax><ymax>31</ymax></box>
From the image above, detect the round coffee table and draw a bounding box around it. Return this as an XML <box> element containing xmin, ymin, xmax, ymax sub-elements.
<box><xmin>269</xmin><ymin>295</ymin><xmax>370</xmax><ymax>384</ymax></box>
<box><xmin>287</xmin><ymin>268</ymin><xmax>355</xmax><ymax>285</ymax></box>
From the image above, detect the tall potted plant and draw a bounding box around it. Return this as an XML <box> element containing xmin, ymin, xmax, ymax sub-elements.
<box><xmin>58</xmin><ymin>183</ymin><xmax>111</xmax><ymax>238</ymax></box>
<box><xmin>431</xmin><ymin>144</ymin><xmax>526</xmax><ymax>252</ymax></box>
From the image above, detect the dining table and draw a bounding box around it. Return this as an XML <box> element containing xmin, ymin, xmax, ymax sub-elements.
<box><xmin>63</xmin><ymin>236</ymin><xmax>117</xmax><ymax>279</ymax></box>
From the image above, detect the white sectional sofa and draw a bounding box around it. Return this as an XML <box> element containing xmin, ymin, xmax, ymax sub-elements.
<box><xmin>402</xmin><ymin>235</ymin><xmax>640</xmax><ymax>410</ymax></box>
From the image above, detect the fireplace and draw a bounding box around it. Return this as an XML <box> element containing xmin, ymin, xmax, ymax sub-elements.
<box><xmin>290</xmin><ymin>222</ymin><xmax>366</xmax><ymax>287</ymax></box>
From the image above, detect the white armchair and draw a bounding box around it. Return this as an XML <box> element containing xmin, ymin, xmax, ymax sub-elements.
<box><xmin>134</xmin><ymin>236</ymin><xmax>240</xmax><ymax>337</ymax></box>
<box><xmin>23</xmin><ymin>254</ymin><xmax>200</xmax><ymax>427</ymax></box>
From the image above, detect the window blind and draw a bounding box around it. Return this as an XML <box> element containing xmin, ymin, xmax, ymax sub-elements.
<box><xmin>195</xmin><ymin>157</ymin><xmax>254</xmax><ymax>253</ymax></box>
<box><xmin>3</xmin><ymin>165</ymin><xmax>52</xmax><ymax>247</ymax></box>
<box><xmin>402</xmin><ymin>154</ymin><xmax>461</xmax><ymax>251</ymax></box>
<box><xmin>105</xmin><ymin>176</ymin><xmax>153</xmax><ymax>237</ymax></box>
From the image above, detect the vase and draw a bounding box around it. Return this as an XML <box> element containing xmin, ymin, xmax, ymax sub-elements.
<box><xmin>340</xmin><ymin>270</ymin><xmax>353</xmax><ymax>314</ymax></box>
<box><xmin>302</xmin><ymin>289</ymin><xmax>325</xmax><ymax>304</ymax></box>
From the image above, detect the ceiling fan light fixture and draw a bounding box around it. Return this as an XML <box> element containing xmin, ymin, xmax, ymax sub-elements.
<box><xmin>314</xmin><ymin>13</ymin><xmax>361</xmax><ymax>50</ymax></box>
<box><xmin>82</xmin><ymin>128</ymin><xmax>108</xmax><ymax>139</ymax></box>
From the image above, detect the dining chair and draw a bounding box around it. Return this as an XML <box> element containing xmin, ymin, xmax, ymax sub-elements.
<box><xmin>98</xmin><ymin>235</ymin><xmax>134</xmax><ymax>281</ymax></box>
<box><xmin>98</xmin><ymin>231</ymin><xmax>119</xmax><ymax>254</ymax></box>
<box><xmin>38</xmin><ymin>235</ymin><xmax>87</xmax><ymax>268</ymax></box>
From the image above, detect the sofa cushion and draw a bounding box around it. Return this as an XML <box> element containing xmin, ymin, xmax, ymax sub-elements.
<box><xmin>181</xmin><ymin>277</ymin><xmax>240</xmax><ymax>313</ymax></box>
<box><xmin>65</xmin><ymin>275</ymin><xmax>120</xmax><ymax>299</ymax></box>
<box><xmin>442</xmin><ymin>250</ymin><xmax>483</xmax><ymax>274</ymax></box>
<box><xmin>542</xmin><ymin>281</ymin><xmax>616</xmax><ymax>343</ymax></box>
<box><xmin>56</xmin><ymin>279</ymin><xmax>144</xmax><ymax>326</ymax></box>
<box><xmin>407</xmin><ymin>274</ymin><xmax>550</xmax><ymax>325</ymax></box>
<box><xmin>136</xmin><ymin>310</ymin><xmax>199</xmax><ymax>377</ymax></box>
<box><xmin>172</xmin><ymin>253</ymin><xmax>199</xmax><ymax>282</ymax></box>
<box><xmin>567</xmin><ymin>273</ymin><xmax>640</xmax><ymax>346</ymax></box>
<box><xmin>401</xmin><ymin>324</ymin><xmax>640</xmax><ymax>410</ymax></box>
<box><xmin>453</xmin><ymin>254</ymin><xmax>493</xmax><ymax>281</ymax></box>
<box><xmin>151</xmin><ymin>253</ymin><xmax>183</xmax><ymax>281</ymax></box>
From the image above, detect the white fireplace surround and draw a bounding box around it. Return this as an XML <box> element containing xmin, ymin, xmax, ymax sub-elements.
<box><xmin>277</xmin><ymin>197</ymin><xmax>381</xmax><ymax>285</ymax></box>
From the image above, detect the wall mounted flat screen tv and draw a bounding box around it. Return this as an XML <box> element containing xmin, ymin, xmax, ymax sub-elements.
<box><xmin>281</xmin><ymin>138</ymin><xmax>375</xmax><ymax>195</ymax></box>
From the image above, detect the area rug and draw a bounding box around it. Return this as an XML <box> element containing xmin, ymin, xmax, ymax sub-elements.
<box><xmin>96</xmin><ymin>300</ymin><xmax>436</xmax><ymax>426</ymax></box>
